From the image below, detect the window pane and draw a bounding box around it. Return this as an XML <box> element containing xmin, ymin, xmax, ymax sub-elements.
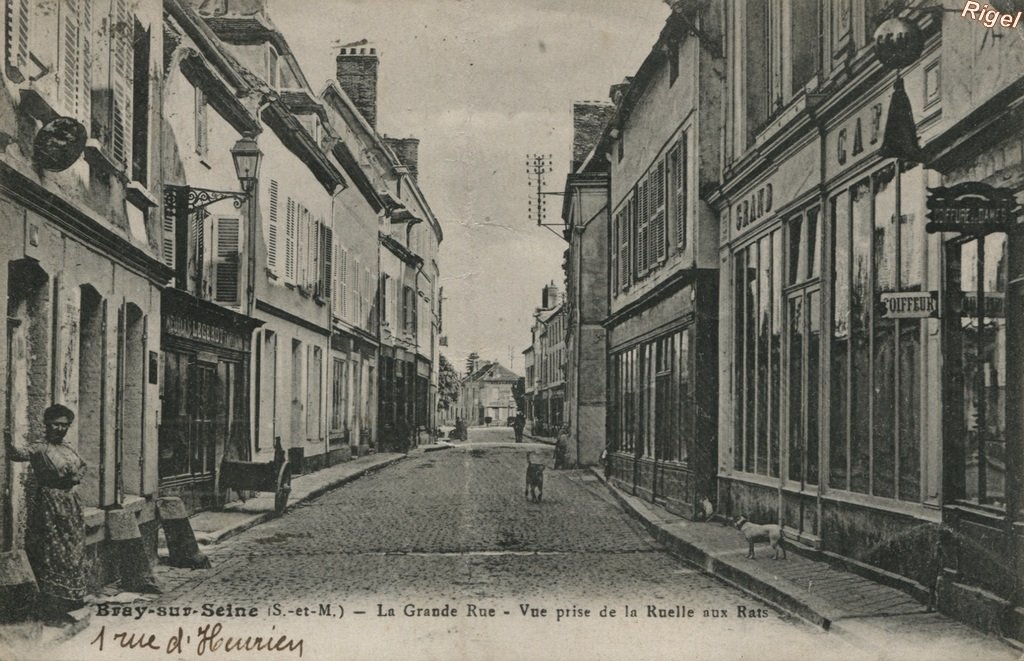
<box><xmin>808</xmin><ymin>206</ymin><xmax>821</xmax><ymax>279</ymax></box>
<box><xmin>678</xmin><ymin>330</ymin><xmax>691</xmax><ymax>463</ymax></box>
<box><xmin>788</xmin><ymin>295</ymin><xmax>803</xmax><ymax>484</ymax></box>
<box><xmin>850</xmin><ymin>179</ymin><xmax>871</xmax><ymax>493</ymax></box>
<box><xmin>770</xmin><ymin>230</ymin><xmax>783</xmax><ymax>477</ymax></box>
<box><xmin>872</xmin><ymin>166</ymin><xmax>897</xmax><ymax>498</ymax></box>
<box><xmin>791</xmin><ymin>0</ymin><xmax>820</xmax><ymax>93</ymax></box>
<box><xmin>900</xmin><ymin>164</ymin><xmax>925</xmax><ymax>290</ymax></box>
<box><xmin>807</xmin><ymin>290</ymin><xmax>821</xmax><ymax>486</ymax></box>
<box><xmin>757</xmin><ymin>236</ymin><xmax>771</xmax><ymax>474</ymax></box>
<box><xmin>735</xmin><ymin>253</ymin><xmax>746</xmax><ymax>471</ymax></box>
<box><xmin>830</xmin><ymin>191</ymin><xmax>850</xmax><ymax>489</ymax></box>
<box><xmin>789</xmin><ymin>214</ymin><xmax>803</xmax><ymax>285</ymax></box>
<box><xmin>745</xmin><ymin>246</ymin><xmax>757</xmax><ymax>472</ymax></box>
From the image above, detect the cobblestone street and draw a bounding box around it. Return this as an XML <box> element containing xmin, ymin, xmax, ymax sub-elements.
<box><xmin>52</xmin><ymin>428</ymin><xmax>1015</xmax><ymax>660</ymax></box>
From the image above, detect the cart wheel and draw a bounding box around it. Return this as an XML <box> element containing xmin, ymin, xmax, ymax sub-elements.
<box><xmin>275</xmin><ymin>463</ymin><xmax>292</xmax><ymax>514</ymax></box>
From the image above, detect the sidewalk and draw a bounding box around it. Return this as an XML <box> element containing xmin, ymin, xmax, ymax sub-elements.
<box><xmin>592</xmin><ymin>468</ymin><xmax>1021</xmax><ymax>656</ymax></box>
<box><xmin>181</xmin><ymin>450</ymin><xmax>408</xmax><ymax>546</ymax></box>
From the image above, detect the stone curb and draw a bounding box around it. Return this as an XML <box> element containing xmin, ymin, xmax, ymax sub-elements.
<box><xmin>202</xmin><ymin>455</ymin><xmax>408</xmax><ymax>546</ymax></box>
<box><xmin>589</xmin><ymin>466</ymin><xmax>838</xmax><ymax>631</ymax></box>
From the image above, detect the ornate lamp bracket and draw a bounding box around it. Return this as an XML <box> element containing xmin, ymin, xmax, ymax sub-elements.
<box><xmin>164</xmin><ymin>184</ymin><xmax>249</xmax><ymax>214</ymax></box>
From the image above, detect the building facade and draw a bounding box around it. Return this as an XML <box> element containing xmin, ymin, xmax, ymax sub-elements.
<box><xmin>1</xmin><ymin>0</ymin><xmax>168</xmax><ymax>588</ymax></box>
<box><xmin>524</xmin><ymin>283</ymin><xmax>566</xmax><ymax>437</ymax></box>
<box><xmin>713</xmin><ymin>0</ymin><xmax>1023</xmax><ymax>640</ymax></box>
<box><xmin>560</xmin><ymin>102</ymin><xmax>614</xmax><ymax>467</ymax></box>
<box><xmin>600</xmin><ymin>6</ymin><xmax>722</xmax><ymax>519</ymax></box>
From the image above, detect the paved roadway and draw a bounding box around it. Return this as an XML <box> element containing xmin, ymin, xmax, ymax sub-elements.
<box><xmin>55</xmin><ymin>427</ymin><xmax>1016</xmax><ymax>661</ymax></box>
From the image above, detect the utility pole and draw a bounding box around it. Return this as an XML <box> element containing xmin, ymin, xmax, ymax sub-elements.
<box><xmin>526</xmin><ymin>153</ymin><xmax>565</xmax><ymax>239</ymax></box>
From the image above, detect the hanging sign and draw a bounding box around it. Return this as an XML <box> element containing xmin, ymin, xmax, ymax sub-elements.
<box><xmin>878</xmin><ymin>291</ymin><xmax>939</xmax><ymax>319</ymax></box>
<box><xmin>925</xmin><ymin>183</ymin><xmax>1020</xmax><ymax>234</ymax></box>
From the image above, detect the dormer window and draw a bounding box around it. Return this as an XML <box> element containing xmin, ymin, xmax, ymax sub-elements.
<box><xmin>267</xmin><ymin>46</ymin><xmax>279</xmax><ymax>87</ymax></box>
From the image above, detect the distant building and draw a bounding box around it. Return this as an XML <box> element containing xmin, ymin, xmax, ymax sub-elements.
<box><xmin>457</xmin><ymin>362</ymin><xmax>520</xmax><ymax>426</ymax></box>
<box><xmin>522</xmin><ymin>283</ymin><xmax>566</xmax><ymax>437</ymax></box>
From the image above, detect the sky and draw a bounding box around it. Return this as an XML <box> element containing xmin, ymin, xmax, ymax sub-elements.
<box><xmin>271</xmin><ymin>0</ymin><xmax>670</xmax><ymax>375</ymax></box>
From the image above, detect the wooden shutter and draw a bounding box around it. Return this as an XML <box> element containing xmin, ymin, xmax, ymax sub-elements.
<box><xmin>214</xmin><ymin>218</ymin><xmax>240</xmax><ymax>303</ymax></box>
<box><xmin>321</xmin><ymin>223</ymin><xmax>332</xmax><ymax>302</ymax></box>
<box><xmin>672</xmin><ymin>137</ymin><xmax>687</xmax><ymax>249</ymax></box>
<box><xmin>285</xmin><ymin>197</ymin><xmax>296</xmax><ymax>282</ymax></box>
<box><xmin>652</xmin><ymin>159</ymin><xmax>667</xmax><ymax>264</ymax></box>
<box><xmin>60</xmin><ymin>0</ymin><xmax>79</xmax><ymax>117</ymax></box>
<box><xmin>6</xmin><ymin>0</ymin><xmax>31</xmax><ymax>79</ymax></box>
<box><xmin>331</xmin><ymin>239</ymin><xmax>340</xmax><ymax>316</ymax></box>
<box><xmin>195</xmin><ymin>88</ymin><xmax>207</xmax><ymax>158</ymax></box>
<box><xmin>636</xmin><ymin>180</ymin><xmax>649</xmax><ymax>275</ymax></box>
<box><xmin>610</xmin><ymin>210</ymin><xmax>619</xmax><ymax>294</ymax></box>
<box><xmin>338</xmin><ymin>247</ymin><xmax>348</xmax><ymax>319</ymax></box>
<box><xmin>267</xmin><ymin>180</ymin><xmax>279</xmax><ymax>273</ymax></box>
<box><xmin>110</xmin><ymin>0</ymin><xmax>133</xmax><ymax>169</ymax></box>
<box><xmin>161</xmin><ymin>203</ymin><xmax>175</xmax><ymax>269</ymax></box>
<box><xmin>191</xmin><ymin>211</ymin><xmax>205</xmax><ymax>294</ymax></box>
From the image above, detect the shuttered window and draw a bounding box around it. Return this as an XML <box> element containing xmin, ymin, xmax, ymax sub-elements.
<box><xmin>636</xmin><ymin>178</ymin><xmax>649</xmax><ymax>277</ymax></box>
<box><xmin>267</xmin><ymin>180</ymin><xmax>279</xmax><ymax>273</ymax></box>
<box><xmin>285</xmin><ymin>197</ymin><xmax>296</xmax><ymax>282</ymax></box>
<box><xmin>5</xmin><ymin>0</ymin><xmax>30</xmax><ymax>78</ymax></box>
<box><xmin>331</xmin><ymin>239</ymin><xmax>340</xmax><ymax>316</ymax></box>
<box><xmin>338</xmin><ymin>247</ymin><xmax>348</xmax><ymax>319</ymax></box>
<box><xmin>651</xmin><ymin>159</ymin><xmax>667</xmax><ymax>264</ymax></box>
<box><xmin>161</xmin><ymin>204</ymin><xmax>175</xmax><ymax>268</ymax></box>
<box><xmin>109</xmin><ymin>0</ymin><xmax>133</xmax><ymax>169</ymax></box>
<box><xmin>191</xmin><ymin>211</ymin><xmax>206</xmax><ymax>294</ymax></box>
<box><xmin>611</xmin><ymin>210</ymin><xmax>620</xmax><ymax>294</ymax></box>
<box><xmin>320</xmin><ymin>223</ymin><xmax>332</xmax><ymax>301</ymax></box>
<box><xmin>214</xmin><ymin>217</ymin><xmax>240</xmax><ymax>303</ymax></box>
<box><xmin>671</xmin><ymin>136</ymin><xmax>687</xmax><ymax>250</ymax></box>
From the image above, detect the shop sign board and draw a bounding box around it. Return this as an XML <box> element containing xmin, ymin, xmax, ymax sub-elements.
<box><xmin>878</xmin><ymin>291</ymin><xmax>939</xmax><ymax>319</ymax></box>
<box><xmin>926</xmin><ymin>182</ymin><xmax>1020</xmax><ymax>234</ymax></box>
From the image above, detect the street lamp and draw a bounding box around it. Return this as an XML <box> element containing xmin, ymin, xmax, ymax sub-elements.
<box><xmin>231</xmin><ymin>134</ymin><xmax>263</xmax><ymax>192</ymax></box>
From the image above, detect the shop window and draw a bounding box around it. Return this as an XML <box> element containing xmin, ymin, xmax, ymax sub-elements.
<box><xmin>733</xmin><ymin>229</ymin><xmax>784</xmax><ymax>477</ymax></box>
<box><xmin>949</xmin><ymin>234</ymin><xmax>1009</xmax><ymax>509</ymax></box>
<box><xmin>158</xmin><ymin>350</ymin><xmax>189</xmax><ymax>479</ymax></box>
<box><xmin>830</xmin><ymin>163</ymin><xmax>925</xmax><ymax>500</ymax></box>
<box><xmin>77</xmin><ymin>286</ymin><xmax>104</xmax><ymax>507</ymax></box>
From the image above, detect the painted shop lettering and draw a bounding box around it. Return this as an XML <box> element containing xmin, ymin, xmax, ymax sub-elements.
<box><xmin>734</xmin><ymin>183</ymin><xmax>773</xmax><ymax>232</ymax></box>
<box><xmin>961</xmin><ymin>1</ymin><xmax>1024</xmax><ymax>28</ymax></box>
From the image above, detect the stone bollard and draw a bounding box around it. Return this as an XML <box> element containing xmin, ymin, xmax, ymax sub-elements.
<box><xmin>0</xmin><ymin>550</ymin><xmax>37</xmax><ymax>622</ymax></box>
<box><xmin>105</xmin><ymin>509</ymin><xmax>161</xmax><ymax>594</ymax></box>
<box><xmin>157</xmin><ymin>497</ymin><xmax>210</xmax><ymax>569</ymax></box>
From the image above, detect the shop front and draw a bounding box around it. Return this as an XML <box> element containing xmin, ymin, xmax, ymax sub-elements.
<box><xmin>925</xmin><ymin>119</ymin><xmax>1024</xmax><ymax>638</ymax></box>
<box><xmin>158</xmin><ymin>288</ymin><xmax>260</xmax><ymax>513</ymax></box>
<box><xmin>606</xmin><ymin>272</ymin><xmax>717</xmax><ymax>519</ymax></box>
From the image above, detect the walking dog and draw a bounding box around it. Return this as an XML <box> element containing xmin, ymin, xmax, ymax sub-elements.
<box><xmin>525</xmin><ymin>452</ymin><xmax>545</xmax><ymax>502</ymax></box>
<box><xmin>733</xmin><ymin>516</ymin><xmax>787</xmax><ymax>559</ymax></box>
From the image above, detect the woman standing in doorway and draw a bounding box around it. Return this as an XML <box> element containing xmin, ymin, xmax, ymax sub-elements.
<box><xmin>6</xmin><ymin>404</ymin><xmax>88</xmax><ymax>622</ymax></box>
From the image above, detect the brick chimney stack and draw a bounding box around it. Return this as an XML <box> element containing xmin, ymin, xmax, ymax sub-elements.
<box><xmin>337</xmin><ymin>46</ymin><xmax>379</xmax><ymax>129</ymax></box>
<box><xmin>384</xmin><ymin>137</ymin><xmax>419</xmax><ymax>180</ymax></box>
<box><xmin>571</xmin><ymin>101</ymin><xmax>615</xmax><ymax>171</ymax></box>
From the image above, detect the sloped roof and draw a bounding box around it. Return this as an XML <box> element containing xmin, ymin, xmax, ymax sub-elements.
<box><xmin>465</xmin><ymin>361</ymin><xmax>520</xmax><ymax>383</ymax></box>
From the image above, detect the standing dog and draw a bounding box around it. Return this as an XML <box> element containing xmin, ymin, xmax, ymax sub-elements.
<box><xmin>525</xmin><ymin>453</ymin><xmax>545</xmax><ymax>502</ymax></box>
<box><xmin>733</xmin><ymin>516</ymin><xmax>786</xmax><ymax>559</ymax></box>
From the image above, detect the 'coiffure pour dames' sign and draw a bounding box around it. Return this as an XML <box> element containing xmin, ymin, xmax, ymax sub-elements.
<box><xmin>926</xmin><ymin>182</ymin><xmax>1020</xmax><ymax>235</ymax></box>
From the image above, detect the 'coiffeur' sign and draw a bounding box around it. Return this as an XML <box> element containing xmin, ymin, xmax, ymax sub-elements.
<box><xmin>877</xmin><ymin>291</ymin><xmax>939</xmax><ymax>319</ymax></box>
<box><xmin>925</xmin><ymin>182</ymin><xmax>1020</xmax><ymax>234</ymax></box>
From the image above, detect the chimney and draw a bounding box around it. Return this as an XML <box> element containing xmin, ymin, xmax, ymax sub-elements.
<box><xmin>337</xmin><ymin>46</ymin><xmax>379</xmax><ymax>129</ymax></box>
<box><xmin>384</xmin><ymin>137</ymin><xmax>419</xmax><ymax>180</ymax></box>
<box><xmin>571</xmin><ymin>101</ymin><xmax>615</xmax><ymax>171</ymax></box>
<box><xmin>542</xmin><ymin>281</ymin><xmax>560</xmax><ymax>310</ymax></box>
<box><xmin>609</xmin><ymin>77</ymin><xmax>633</xmax><ymax>107</ymax></box>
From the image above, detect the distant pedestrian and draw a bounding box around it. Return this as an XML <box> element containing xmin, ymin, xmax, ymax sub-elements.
<box><xmin>554</xmin><ymin>424</ymin><xmax>570</xmax><ymax>469</ymax></box>
<box><xmin>513</xmin><ymin>411</ymin><xmax>526</xmax><ymax>443</ymax></box>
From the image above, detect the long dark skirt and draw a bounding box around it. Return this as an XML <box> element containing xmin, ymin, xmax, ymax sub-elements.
<box><xmin>26</xmin><ymin>486</ymin><xmax>87</xmax><ymax>606</ymax></box>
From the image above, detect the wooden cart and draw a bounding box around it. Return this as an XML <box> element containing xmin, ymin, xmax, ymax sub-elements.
<box><xmin>219</xmin><ymin>438</ymin><xmax>292</xmax><ymax>514</ymax></box>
